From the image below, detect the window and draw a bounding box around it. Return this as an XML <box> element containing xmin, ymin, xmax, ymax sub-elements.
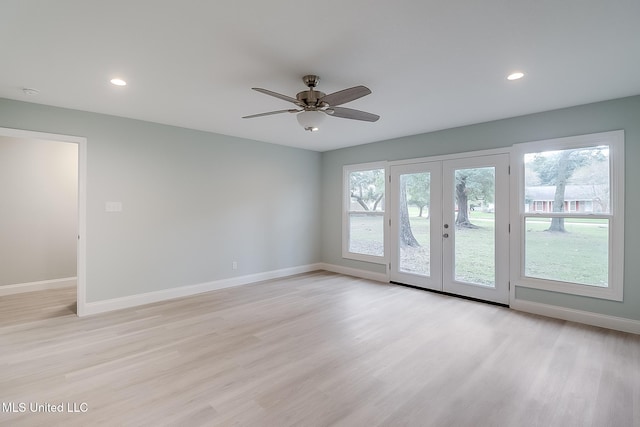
<box><xmin>512</xmin><ymin>130</ymin><xmax>624</xmax><ymax>300</ymax></box>
<box><xmin>343</xmin><ymin>162</ymin><xmax>387</xmax><ymax>263</ymax></box>
<box><xmin>583</xmin><ymin>200</ymin><xmax>593</xmax><ymax>213</ymax></box>
<box><xmin>534</xmin><ymin>201</ymin><xmax>544</xmax><ymax>212</ymax></box>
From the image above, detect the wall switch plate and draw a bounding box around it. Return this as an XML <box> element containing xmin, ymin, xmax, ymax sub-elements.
<box><xmin>232</xmin><ymin>261</ymin><xmax>238</xmax><ymax>270</ymax></box>
<box><xmin>105</xmin><ymin>201</ymin><xmax>122</xmax><ymax>212</ymax></box>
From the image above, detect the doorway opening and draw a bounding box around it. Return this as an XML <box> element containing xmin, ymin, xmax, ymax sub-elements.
<box><xmin>0</xmin><ymin>127</ymin><xmax>86</xmax><ymax>316</ymax></box>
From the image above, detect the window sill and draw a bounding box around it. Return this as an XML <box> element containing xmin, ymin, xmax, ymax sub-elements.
<box><xmin>342</xmin><ymin>252</ymin><xmax>387</xmax><ymax>265</ymax></box>
<box><xmin>514</xmin><ymin>277</ymin><xmax>622</xmax><ymax>301</ymax></box>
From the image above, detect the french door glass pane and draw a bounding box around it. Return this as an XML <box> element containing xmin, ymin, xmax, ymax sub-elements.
<box><xmin>524</xmin><ymin>217</ymin><xmax>609</xmax><ymax>286</ymax></box>
<box><xmin>349</xmin><ymin>213</ymin><xmax>384</xmax><ymax>256</ymax></box>
<box><xmin>399</xmin><ymin>173</ymin><xmax>431</xmax><ymax>276</ymax></box>
<box><xmin>454</xmin><ymin>167</ymin><xmax>495</xmax><ymax>287</ymax></box>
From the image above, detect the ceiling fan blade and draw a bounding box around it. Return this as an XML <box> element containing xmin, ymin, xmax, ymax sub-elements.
<box><xmin>252</xmin><ymin>88</ymin><xmax>300</xmax><ymax>105</ymax></box>
<box><xmin>242</xmin><ymin>109</ymin><xmax>298</xmax><ymax>119</ymax></box>
<box><xmin>326</xmin><ymin>107</ymin><xmax>380</xmax><ymax>122</ymax></box>
<box><xmin>320</xmin><ymin>86</ymin><xmax>371</xmax><ymax>106</ymax></box>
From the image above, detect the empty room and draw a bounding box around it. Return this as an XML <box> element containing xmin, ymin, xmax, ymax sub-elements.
<box><xmin>1</xmin><ymin>1</ymin><xmax>639</xmax><ymax>426</ymax></box>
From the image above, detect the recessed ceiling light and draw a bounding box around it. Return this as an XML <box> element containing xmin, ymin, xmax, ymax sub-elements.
<box><xmin>110</xmin><ymin>78</ymin><xmax>127</xmax><ymax>86</ymax></box>
<box><xmin>507</xmin><ymin>72</ymin><xmax>525</xmax><ymax>81</ymax></box>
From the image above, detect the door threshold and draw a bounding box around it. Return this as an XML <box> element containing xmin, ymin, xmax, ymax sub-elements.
<box><xmin>390</xmin><ymin>281</ymin><xmax>509</xmax><ymax>308</ymax></box>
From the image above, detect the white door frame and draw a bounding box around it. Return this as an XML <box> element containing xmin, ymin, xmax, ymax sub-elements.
<box><xmin>0</xmin><ymin>127</ymin><xmax>87</xmax><ymax>316</ymax></box>
<box><xmin>389</xmin><ymin>161</ymin><xmax>442</xmax><ymax>291</ymax></box>
<box><xmin>442</xmin><ymin>153</ymin><xmax>510</xmax><ymax>304</ymax></box>
<box><xmin>388</xmin><ymin>149</ymin><xmax>510</xmax><ymax>305</ymax></box>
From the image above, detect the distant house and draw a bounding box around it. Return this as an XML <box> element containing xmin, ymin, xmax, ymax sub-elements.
<box><xmin>525</xmin><ymin>185</ymin><xmax>608</xmax><ymax>213</ymax></box>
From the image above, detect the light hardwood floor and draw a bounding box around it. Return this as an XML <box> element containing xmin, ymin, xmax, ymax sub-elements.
<box><xmin>1</xmin><ymin>271</ymin><xmax>639</xmax><ymax>426</ymax></box>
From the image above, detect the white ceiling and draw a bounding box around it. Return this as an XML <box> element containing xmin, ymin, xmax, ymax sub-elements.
<box><xmin>2</xmin><ymin>1</ymin><xmax>639</xmax><ymax>152</ymax></box>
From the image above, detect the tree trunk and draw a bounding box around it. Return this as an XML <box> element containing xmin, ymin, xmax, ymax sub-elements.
<box><xmin>418</xmin><ymin>205</ymin><xmax>424</xmax><ymax>217</ymax></box>
<box><xmin>351</xmin><ymin>194</ymin><xmax>369</xmax><ymax>211</ymax></box>
<box><xmin>372</xmin><ymin>193</ymin><xmax>384</xmax><ymax>211</ymax></box>
<box><xmin>455</xmin><ymin>176</ymin><xmax>476</xmax><ymax>228</ymax></box>
<box><xmin>548</xmin><ymin>189</ymin><xmax>566</xmax><ymax>232</ymax></box>
<box><xmin>548</xmin><ymin>151</ymin><xmax>571</xmax><ymax>232</ymax></box>
<box><xmin>400</xmin><ymin>179</ymin><xmax>420</xmax><ymax>247</ymax></box>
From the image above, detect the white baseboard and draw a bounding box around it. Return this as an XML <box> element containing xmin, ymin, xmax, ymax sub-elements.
<box><xmin>511</xmin><ymin>299</ymin><xmax>640</xmax><ymax>335</ymax></box>
<box><xmin>0</xmin><ymin>277</ymin><xmax>77</xmax><ymax>296</ymax></box>
<box><xmin>317</xmin><ymin>263</ymin><xmax>389</xmax><ymax>283</ymax></box>
<box><xmin>82</xmin><ymin>264</ymin><xmax>324</xmax><ymax>316</ymax></box>
<box><xmin>78</xmin><ymin>263</ymin><xmax>640</xmax><ymax>336</ymax></box>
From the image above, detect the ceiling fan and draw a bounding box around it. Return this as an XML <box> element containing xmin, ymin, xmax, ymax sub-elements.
<box><xmin>243</xmin><ymin>75</ymin><xmax>380</xmax><ymax>132</ymax></box>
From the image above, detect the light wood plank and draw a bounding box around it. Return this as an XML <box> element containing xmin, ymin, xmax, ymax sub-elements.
<box><xmin>1</xmin><ymin>272</ymin><xmax>639</xmax><ymax>426</ymax></box>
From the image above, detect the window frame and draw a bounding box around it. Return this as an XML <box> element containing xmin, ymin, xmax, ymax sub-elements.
<box><xmin>510</xmin><ymin>130</ymin><xmax>624</xmax><ymax>301</ymax></box>
<box><xmin>342</xmin><ymin>161</ymin><xmax>388</xmax><ymax>264</ymax></box>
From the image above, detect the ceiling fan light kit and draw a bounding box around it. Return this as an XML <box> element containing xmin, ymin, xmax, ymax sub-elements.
<box><xmin>297</xmin><ymin>110</ymin><xmax>326</xmax><ymax>132</ymax></box>
<box><xmin>243</xmin><ymin>75</ymin><xmax>380</xmax><ymax>132</ymax></box>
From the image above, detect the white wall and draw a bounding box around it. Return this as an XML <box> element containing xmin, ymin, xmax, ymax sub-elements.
<box><xmin>0</xmin><ymin>136</ymin><xmax>78</xmax><ymax>287</ymax></box>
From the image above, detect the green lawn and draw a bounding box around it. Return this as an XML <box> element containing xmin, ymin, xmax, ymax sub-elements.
<box><xmin>454</xmin><ymin>223</ymin><xmax>495</xmax><ymax>286</ymax></box>
<box><xmin>524</xmin><ymin>219</ymin><xmax>608</xmax><ymax>286</ymax></box>
<box><xmin>350</xmin><ymin>208</ymin><xmax>609</xmax><ymax>287</ymax></box>
<box><xmin>348</xmin><ymin>214</ymin><xmax>384</xmax><ymax>256</ymax></box>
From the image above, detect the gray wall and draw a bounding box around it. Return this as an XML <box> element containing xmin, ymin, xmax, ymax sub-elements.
<box><xmin>0</xmin><ymin>98</ymin><xmax>322</xmax><ymax>302</ymax></box>
<box><xmin>321</xmin><ymin>95</ymin><xmax>640</xmax><ymax>321</ymax></box>
<box><xmin>0</xmin><ymin>137</ymin><xmax>78</xmax><ymax>286</ymax></box>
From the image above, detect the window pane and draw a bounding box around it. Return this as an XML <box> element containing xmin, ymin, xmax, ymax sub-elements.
<box><xmin>524</xmin><ymin>146</ymin><xmax>610</xmax><ymax>214</ymax></box>
<box><xmin>524</xmin><ymin>217</ymin><xmax>609</xmax><ymax>287</ymax></box>
<box><xmin>454</xmin><ymin>167</ymin><xmax>495</xmax><ymax>287</ymax></box>
<box><xmin>399</xmin><ymin>173</ymin><xmax>430</xmax><ymax>276</ymax></box>
<box><xmin>348</xmin><ymin>213</ymin><xmax>384</xmax><ymax>256</ymax></box>
<box><xmin>349</xmin><ymin>169</ymin><xmax>385</xmax><ymax>212</ymax></box>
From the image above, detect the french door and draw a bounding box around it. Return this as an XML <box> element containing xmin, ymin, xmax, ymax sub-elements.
<box><xmin>389</xmin><ymin>154</ymin><xmax>510</xmax><ymax>304</ymax></box>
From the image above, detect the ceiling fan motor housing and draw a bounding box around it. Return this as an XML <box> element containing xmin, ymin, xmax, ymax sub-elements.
<box><xmin>296</xmin><ymin>75</ymin><xmax>328</xmax><ymax>109</ymax></box>
<box><xmin>296</xmin><ymin>90</ymin><xmax>326</xmax><ymax>109</ymax></box>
